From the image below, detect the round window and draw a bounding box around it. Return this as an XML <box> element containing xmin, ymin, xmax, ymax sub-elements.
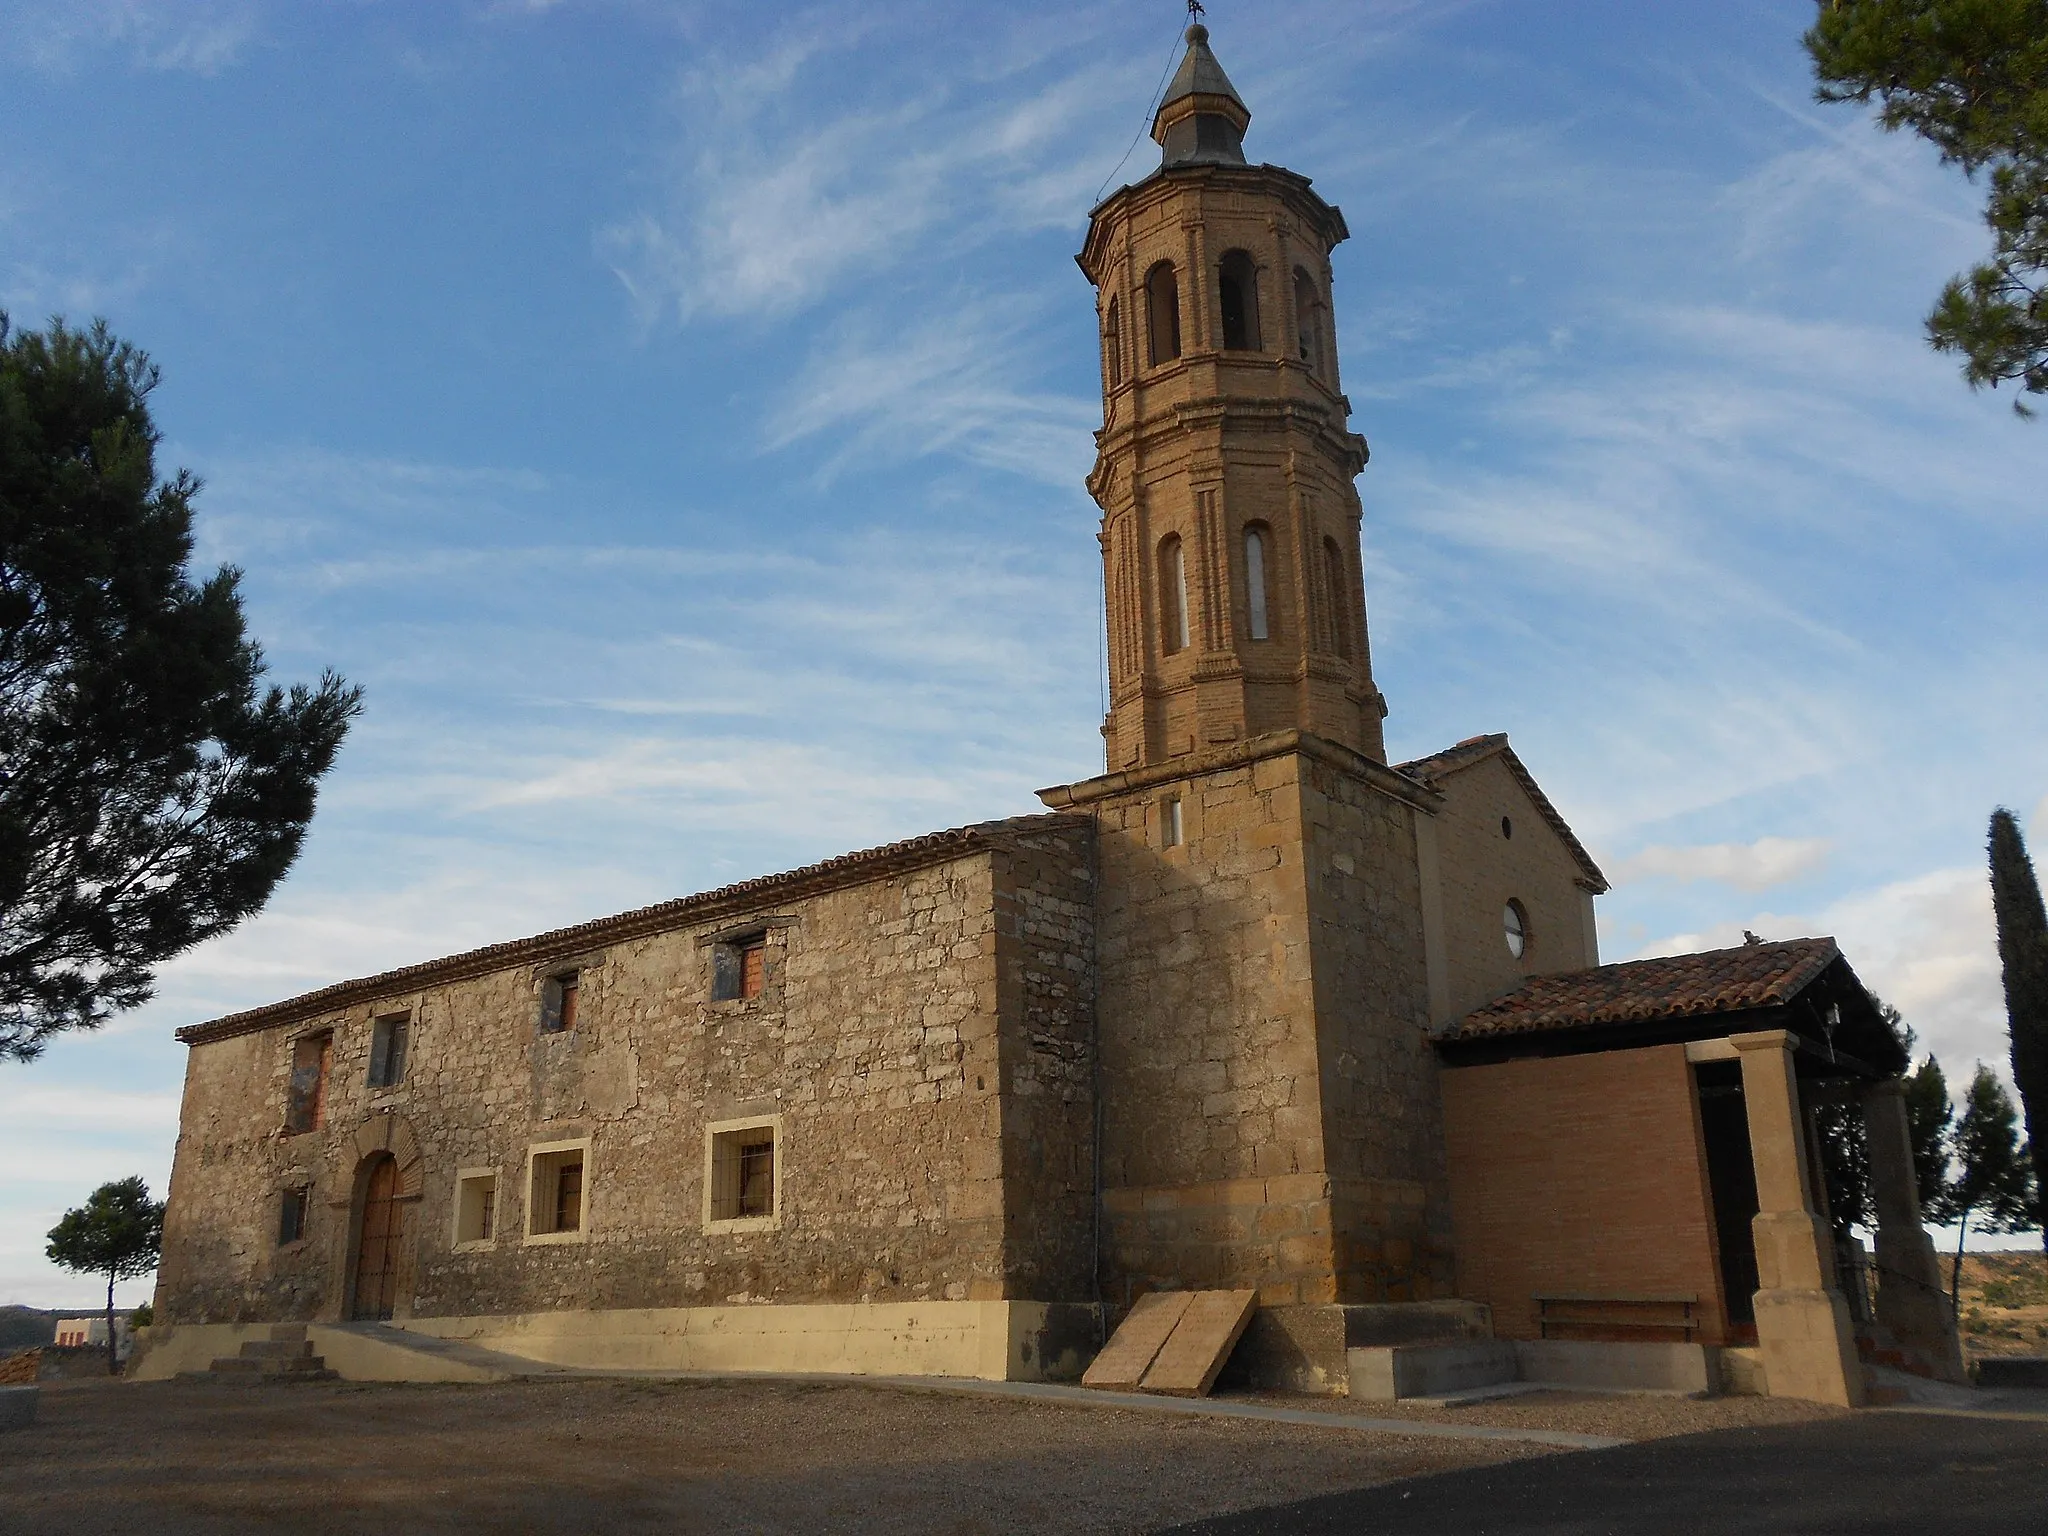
<box><xmin>1504</xmin><ymin>900</ymin><xmax>1529</xmax><ymax>959</ymax></box>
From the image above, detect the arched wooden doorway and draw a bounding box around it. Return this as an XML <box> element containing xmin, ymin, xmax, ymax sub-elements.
<box><xmin>351</xmin><ymin>1152</ymin><xmax>408</xmax><ymax>1321</ymax></box>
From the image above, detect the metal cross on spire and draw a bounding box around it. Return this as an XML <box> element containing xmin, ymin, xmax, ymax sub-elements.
<box><xmin>1187</xmin><ymin>1</ymin><xmax>1205</xmax><ymax>21</ymax></box>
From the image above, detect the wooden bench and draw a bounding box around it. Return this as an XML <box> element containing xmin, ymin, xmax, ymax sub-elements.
<box><xmin>1534</xmin><ymin>1293</ymin><xmax>1700</xmax><ymax>1339</ymax></box>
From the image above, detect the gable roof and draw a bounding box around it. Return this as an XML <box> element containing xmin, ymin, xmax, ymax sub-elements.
<box><xmin>175</xmin><ymin>812</ymin><xmax>1091</xmax><ymax>1048</ymax></box>
<box><xmin>1444</xmin><ymin>937</ymin><xmax>1842</xmax><ymax>1042</ymax></box>
<box><xmin>1395</xmin><ymin>734</ymin><xmax>1608</xmax><ymax>893</ymax></box>
<box><xmin>1435</xmin><ymin>935</ymin><xmax>1906</xmax><ymax>1077</ymax></box>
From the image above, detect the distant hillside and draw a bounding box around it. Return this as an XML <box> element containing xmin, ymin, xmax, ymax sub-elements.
<box><xmin>0</xmin><ymin>1306</ymin><xmax>60</xmax><ymax>1353</ymax></box>
<box><xmin>1959</xmin><ymin>1252</ymin><xmax>2048</xmax><ymax>1359</ymax></box>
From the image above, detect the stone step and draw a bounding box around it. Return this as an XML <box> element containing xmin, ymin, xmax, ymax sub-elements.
<box><xmin>206</xmin><ymin>1352</ymin><xmax>334</xmax><ymax>1381</ymax></box>
<box><xmin>237</xmin><ymin>1340</ymin><xmax>316</xmax><ymax>1360</ymax></box>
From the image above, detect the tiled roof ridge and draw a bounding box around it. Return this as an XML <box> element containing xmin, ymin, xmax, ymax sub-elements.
<box><xmin>1394</xmin><ymin>734</ymin><xmax>1608</xmax><ymax>893</ymax></box>
<box><xmin>1441</xmin><ymin>935</ymin><xmax>1842</xmax><ymax>1041</ymax></box>
<box><xmin>175</xmin><ymin>811</ymin><xmax>1091</xmax><ymax>1047</ymax></box>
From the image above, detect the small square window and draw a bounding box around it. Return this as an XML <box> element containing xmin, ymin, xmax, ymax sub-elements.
<box><xmin>454</xmin><ymin>1170</ymin><xmax>498</xmax><ymax>1246</ymax></box>
<box><xmin>525</xmin><ymin>1142</ymin><xmax>588</xmax><ymax>1241</ymax></box>
<box><xmin>705</xmin><ymin>1116</ymin><xmax>781</xmax><ymax>1230</ymax></box>
<box><xmin>712</xmin><ymin>934</ymin><xmax>767</xmax><ymax>1002</ymax></box>
<box><xmin>277</xmin><ymin>1187</ymin><xmax>310</xmax><ymax>1246</ymax></box>
<box><xmin>284</xmin><ymin>1032</ymin><xmax>332</xmax><ymax>1135</ymax></box>
<box><xmin>540</xmin><ymin>971</ymin><xmax>580</xmax><ymax>1033</ymax></box>
<box><xmin>368</xmin><ymin>1012</ymin><xmax>409</xmax><ymax>1088</ymax></box>
<box><xmin>1162</xmin><ymin>795</ymin><xmax>1184</xmax><ymax>848</ymax></box>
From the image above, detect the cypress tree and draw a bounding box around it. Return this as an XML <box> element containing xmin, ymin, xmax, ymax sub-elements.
<box><xmin>1988</xmin><ymin>808</ymin><xmax>2048</xmax><ymax>1247</ymax></box>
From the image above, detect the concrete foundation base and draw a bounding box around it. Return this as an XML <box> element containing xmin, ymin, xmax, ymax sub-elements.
<box><xmin>134</xmin><ymin>1301</ymin><xmax>1101</xmax><ymax>1385</ymax></box>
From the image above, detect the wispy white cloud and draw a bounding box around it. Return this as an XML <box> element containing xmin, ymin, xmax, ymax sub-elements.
<box><xmin>1615</xmin><ymin>836</ymin><xmax>1831</xmax><ymax>892</ymax></box>
<box><xmin>766</xmin><ymin>300</ymin><xmax>1097</xmax><ymax>486</ymax></box>
<box><xmin>595</xmin><ymin>17</ymin><xmax>1141</xmax><ymax>325</ymax></box>
<box><xmin>4</xmin><ymin>0</ymin><xmax>258</xmax><ymax>75</ymax></box>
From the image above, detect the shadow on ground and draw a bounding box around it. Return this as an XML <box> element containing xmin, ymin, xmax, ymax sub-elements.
<box><xmin>1162</xmin><ymin>1409</ymin><xmax>2048</xmax><ymax>1536</ymax></box>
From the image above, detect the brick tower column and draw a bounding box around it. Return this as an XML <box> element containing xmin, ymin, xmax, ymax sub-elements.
<box><xmin>1079</xmin><ymin>23</ymin><xmax>1388</xmax><ymax>776</ymax></box>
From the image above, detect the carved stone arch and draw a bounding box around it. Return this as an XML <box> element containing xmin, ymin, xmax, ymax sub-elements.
<box><xmin>350</xmin><ymin>1111</ymin><xmax>425</xmax><ymax>1200</ymax></box>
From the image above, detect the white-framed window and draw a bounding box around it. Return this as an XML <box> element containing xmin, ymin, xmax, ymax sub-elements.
<box><xmin>453</xmin><ymin>1167</ymin><xmax>499</xmax><ymax>1248</ymax></box>
<box><xmin>524</xmin><ymin>1138</ymin><xmax>590</xmax><ymax>1244</ymax></box>
<box><xmin>704</xmin><ymin>1114</ymin><xmax>782</xmax><ymax>1233</ymax></box>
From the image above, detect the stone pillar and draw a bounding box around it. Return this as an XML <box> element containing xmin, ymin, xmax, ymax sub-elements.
<box><xmin>1862</xmin><ymin>1079</ymin><xmax>1969</xmax><ymax>1383</ymax></box>
<box><xmin>1729</xmin><ymin>1031</ymin><xmax>1864</xmax><ymax>1406</ymax></box>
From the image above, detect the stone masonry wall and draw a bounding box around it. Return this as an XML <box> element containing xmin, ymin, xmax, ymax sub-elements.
<box><xmin>1296</xmin><ymin>754</ymin><xmax>1454</xmax><ymax>1303</ymax></box>
<box><xmin>157</xmin><ymin>835</ymin><xmax>1094</xmax><ymax>1327</ymax></box>
<box><xmin>1089</xmin><ymin>747</ymin><xmax>1335</xmax><ymax>1308</ymax></box>
<box><xmin>990</xmin><ymin>828</ymin><xmax>1098</xmax><ymax>1303</ymax></box>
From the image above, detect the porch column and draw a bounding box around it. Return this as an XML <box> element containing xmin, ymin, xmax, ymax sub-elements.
<box><xmin>1729</xmin><ymin>1030</ymin><xmax>1864</xmax><ymax>1406</ymax></box>
<box><xmin>1862</xmin><ymin>1079</ymin><xmax>1969</xmax><ymax>1382</ymax></box>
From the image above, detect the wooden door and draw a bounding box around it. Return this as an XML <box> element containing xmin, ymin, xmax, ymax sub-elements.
<box><xmin>352</xmin><ymin>1154</ymin><xmax>408</xmax><ymax>1321</ymax></box>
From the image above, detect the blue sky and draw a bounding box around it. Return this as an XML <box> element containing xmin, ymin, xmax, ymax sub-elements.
<box><xmin>4</xmin><ymin>0</ymin><xmax>2045</xmax><ymax>1306</ymax></box>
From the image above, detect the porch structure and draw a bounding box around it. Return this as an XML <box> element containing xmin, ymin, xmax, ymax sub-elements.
<box><xmin>1434</xmin><ymin>937</ymin><xmax>1964</xmax><ymax>1405</ymax></box>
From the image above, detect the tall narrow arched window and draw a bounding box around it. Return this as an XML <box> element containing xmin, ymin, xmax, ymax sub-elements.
<box><xmin>1218</xmin><ymin>250</ymin><xmax>1261</xmax><ymax>351</ymax></box>
<box><xmin>1146</xmin><ymin>261</ymin><xmax>1182</xmax><ymax>367</ymax></box>
<box><xmin>1323</xmin><ymin>537</ymin><xmax>1352</xmax><ymax>659</ymax></box>
<box><xmin>1160</xmin><ymin>534</ymin><xmax>1190</xmax><ymax>654</ymax></box>
<box><xmin>1103</xmin><ymin>296</ymin><xmax>1122</xmax><ymax>390</ymax></box>
<box><xmin>1293</xmin><ymin>267</ymin><xmax>1323</xmax><ymax>373</ymax></box>
<box><xmin>1244</xmin><ymin>525</ymin><xmax>1270</xmax><ymax>640</ymax></box>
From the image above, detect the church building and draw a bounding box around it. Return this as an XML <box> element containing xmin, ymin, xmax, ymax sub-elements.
<box><xmin>140</xmin><ymin>25</ymin><xmax>1960</xmax><ymax>1408</ymax></box>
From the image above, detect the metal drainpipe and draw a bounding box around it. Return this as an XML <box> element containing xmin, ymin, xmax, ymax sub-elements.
<box><xmin>1089</xmin><ymin>821</ymin><xmax>1106</xmax><ymax>1347</ymax></box>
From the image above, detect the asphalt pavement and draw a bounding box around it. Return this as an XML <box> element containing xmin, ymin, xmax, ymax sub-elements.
<box><xmin>1162</xmin><ymin>1408</ymin><xmax>2048</xmax><ymax>1535</ymax></box>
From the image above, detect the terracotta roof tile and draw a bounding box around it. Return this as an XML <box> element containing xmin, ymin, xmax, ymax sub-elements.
<box><xmin>1442</xmin><ymin>937</ymin><xmax>1842</xmax><ymax>1041</ymax></box>
<box><xmin>175</xmin><ymin>812</ymin><xmax>1091</xmax><ymax>1048</ymax></box>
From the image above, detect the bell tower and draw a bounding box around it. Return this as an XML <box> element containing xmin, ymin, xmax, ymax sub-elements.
<box><xmin>1079</xmin><ymin>22</ymin><xmax>1388</xmax><ymax>771</ymax></box>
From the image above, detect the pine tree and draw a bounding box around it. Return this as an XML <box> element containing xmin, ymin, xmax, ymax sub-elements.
<box><xmin>1946</xmin><ymin>1064</ymin><xmax>2038</xmax><ymax>1312</ymax></box>
<box><xmin>1806</xmin><ymin>1</ymin><xmax>2048</xmax><ymax>413</ymax></box>
<box><xmin>46</xmin><ymin>1177</ymin><xmax>164</xmax><ymax>1375</ymax></box>
<box><xmin>1901</xmin><ymin>1049</ymin><xmax>1956</xmax><ymax>1218</ymax></box>
<box><xmin>1988</xmin><ymin>808</ymin><xmax>2048</xmax><ymax>1247</ymax></box>
<box><xmin>0</xmin><ymin>317</ymin><xmax>362</xmax><ymax>1061</ymax></box>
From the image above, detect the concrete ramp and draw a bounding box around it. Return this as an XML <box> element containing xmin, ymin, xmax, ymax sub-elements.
<box><xmin>1084</xmin><ymin>1290</ymin><xmax>1257</xmax><ymax>1398</ymax></box>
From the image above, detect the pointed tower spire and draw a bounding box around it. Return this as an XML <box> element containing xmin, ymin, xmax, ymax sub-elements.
<box><xmin>1152</xmin><ymin>23</ymin><xmax>1249</xmax><ymax>167</ymax></box>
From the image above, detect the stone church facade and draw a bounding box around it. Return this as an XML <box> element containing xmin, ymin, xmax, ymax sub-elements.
<box><xmin>144</xmin><ymin>27</ymin><xmax>1959</xmax><ymax>1404</ymax></box>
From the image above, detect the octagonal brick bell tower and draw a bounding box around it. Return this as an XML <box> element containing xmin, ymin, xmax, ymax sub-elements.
<box><xmin>1079</xmin><ymin>22</ymin><xmax>1387</xmax><ymax>773</ymax></box>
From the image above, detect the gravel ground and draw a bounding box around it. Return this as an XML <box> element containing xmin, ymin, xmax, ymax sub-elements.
<box><xmin>1226</xmin><ymin>1386</ymin><xmax>1849</xmax><ymax>1442</ymax></box>
<box><xmin>0</xmin><ymin>1376</ymin><xmax>1545</xmax><ymax>1536</ymax></box>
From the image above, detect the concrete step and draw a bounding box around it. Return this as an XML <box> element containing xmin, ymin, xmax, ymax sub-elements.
<box><xmin>1349</xmin><ymin>1341</ymin><xmax>1518</xmax><ymax>1401</ymax></box>
<box><xmin>1350</xmin><ymin>1339</ymin><xmax>1714</xmax><ymax>1401</ymax></box>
